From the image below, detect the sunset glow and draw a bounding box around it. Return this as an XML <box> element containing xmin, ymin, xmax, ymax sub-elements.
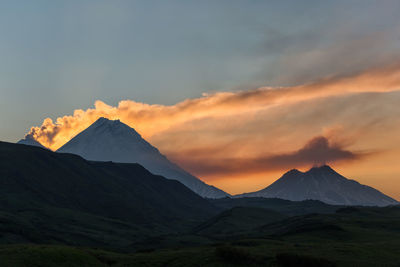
<box><xmin>2</xmin><ymin>2</ymin><xmax>400</xmax><ymax>264</ymax></box>
<box><xmin>25</xmin><ymin>63</ymin><xmax>400</xmax><ymax>200</ymax></box>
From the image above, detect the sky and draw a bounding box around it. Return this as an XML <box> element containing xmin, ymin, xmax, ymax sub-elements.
<box><xmin>1</xmin><ymin>1</ymin><xmax>400</xmax><ymax>199</ymax></box>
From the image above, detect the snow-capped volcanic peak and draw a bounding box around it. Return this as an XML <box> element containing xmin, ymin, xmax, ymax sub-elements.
<box><xmin>17</xmin><ymin>135</ymin><xmax>46</xmax><ymax>149</ymax></box>
<box><xmin>237</xmin><ymin>165</ymin><xmax>398</xmax><ymax>207</ymax></box>
<box><xmin>57</xmin><ymin>117</ymin><xmax>229</xmax><ymax>199</ymax></box>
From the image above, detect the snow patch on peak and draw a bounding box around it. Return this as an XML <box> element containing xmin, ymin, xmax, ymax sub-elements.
<box><xmin>57</xmin><ymin>118</ymin><xmax>229</xmax><ymax>199</ymax></box>
<box><xmin>89</xmin><ymin>117</ymin><xmax>142</xmax><ymax>138</ymax></box>
<box><xmin>236</xmin><ymin>165</ymin><xmax>398</xmax><ymax>206</ymax></box>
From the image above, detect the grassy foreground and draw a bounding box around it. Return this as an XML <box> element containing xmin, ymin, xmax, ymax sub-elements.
<box><xmin>0</xmin><ymin>236</ymin><xmax>399</xmax><ymax>267</ymax></box>
<box><xmin>1</xmin><ymin>206</ymin><xmax>400</xmax><ymax>266</ymax></box>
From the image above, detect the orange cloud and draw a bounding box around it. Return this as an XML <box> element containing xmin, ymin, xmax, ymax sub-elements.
<box><xmin>167</xmin><ymin>135</ymin><xmax>367</xmax><ymax>177</ymax></box>
<box><xmin>28</xmin><ymin>62</ymin><xmax>400</xmax><ymax>151</ymax></box>
<box><xmin>25</xmin><ymin>62</ymin><xmax>400</xmax><ymax>199</ymax></box>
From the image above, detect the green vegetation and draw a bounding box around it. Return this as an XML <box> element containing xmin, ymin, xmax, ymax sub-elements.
<box><xmin>0</xmin><ymin>142</ymin><xmax>400</xmax><ymax>266</ymax></box>
<box><xmin>193</xmin><ymin>207</ymin><xmax>287</xmax><ymax>237</ymax></box>
<box><xmin>1</xmin><ymin>205</ymin><xmax>398</xmax><ymax>266</ymax></box>
<box><xmin>0</xmin><ymin>141</ymin><xmax>218</xmax><ymax>249</ymax></box>
<box><xmin>210</xmin><ymin>197</ymin><xmax>341</xmax><ymax>216</ymax></box>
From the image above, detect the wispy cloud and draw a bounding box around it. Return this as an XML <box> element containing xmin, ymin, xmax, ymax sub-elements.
<box><xmin>27</xmin><ymin>62</ymin><xmax>400</xmax><ymax>151</ymax></box>
<box><xmin>167</xmin><ymin>136</ymin><xmax>367</xmax><ymax>176</ymax></box>
<box><xmin>24</xmin><ymin>62</ymin><xmax>400</xmax><ymax>198</ymax></box>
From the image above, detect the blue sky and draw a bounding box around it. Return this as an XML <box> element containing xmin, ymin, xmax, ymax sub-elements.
<box><xmin>1</xmin><ymin>0</ymin><xmax>399</xmax><ymax>142</ymax></box>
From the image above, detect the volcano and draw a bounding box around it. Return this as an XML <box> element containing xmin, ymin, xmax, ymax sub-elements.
<box><xmin>57</xmin><ymin>117</ymin><xmax>229</xmax><ymax>199</ymax></box>
<box><xmin>237</xmin><ymin>165</ymin><xmax>398</xmax><ymax>206</ymax></box>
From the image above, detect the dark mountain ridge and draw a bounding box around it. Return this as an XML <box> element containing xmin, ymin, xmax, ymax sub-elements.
<box><xmin>56</xmin><ymin>117</ymin><xmax>229</xmax><ymax>199</ymax></box>
<box><xmin>1</xmin><ymin>141</ymin><xmax>218</xmax><ymax>233</ymax></box>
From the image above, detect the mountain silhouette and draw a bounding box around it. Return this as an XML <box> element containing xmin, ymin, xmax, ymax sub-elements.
<box><xmin>17</xmin><ymin>135</ymin><xmax>46</xmax><ymax>149</ymax></box>
<box><xmin>237</xmin><ymin>165</ymin><xmax>398</xmax><ymax>206</ymax></box>
<box><xmin>56</xmin><ymin>117</ymin><xmax>229</xmax><ymax>198</ymax></box>
<box><xmin>0</xmin><ymin>141</ymin><xmax>219</xmax><ymax>246</ymax></box>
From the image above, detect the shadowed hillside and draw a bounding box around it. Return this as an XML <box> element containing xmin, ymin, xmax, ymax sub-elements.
<box><xmin>0</xmin><ymin>141</ymin><xmax>218</xmax><ymax>248</ymax></box>
<box><xmin>210</xmin><ymin>197</ymin><xmax>341</xmax><ymax>216</ymax></box>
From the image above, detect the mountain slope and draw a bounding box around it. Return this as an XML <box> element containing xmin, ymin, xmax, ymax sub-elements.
<box><xmin>193</xmin><ymin>207</ymin><xmax>287</xmax><ymax>237</ymax></box>
<box><xmin>56</xmin><ymin>117</ymin><xmax>229</xmax><ymax>198</ymax></box>
<box><xmin>237</xmin><ymin>166</ymin><xmax>398</xmax><ymax>206</ymax></box>
<box><xmin>17</xmin><ymin>135</ymin><xmax>46</xmax><ymax>149</ymax></box>
<box><xmin>210</xmin><ymin>197</ymin><xmax>340</xmax><ymax>216</ymax></box>
<box><xmin>0</xmin><ymin>141</ymin><xmax>218</xmax><ymax>239</ymax></box>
